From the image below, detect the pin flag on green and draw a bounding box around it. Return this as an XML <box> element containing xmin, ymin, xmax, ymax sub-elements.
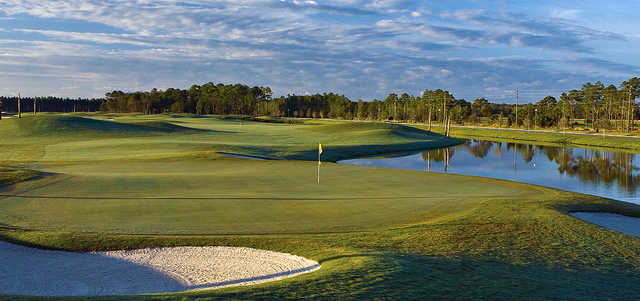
<box><xmin>317</xmin><ymin>144</ymin><xmax>323</xmax><ymax>184</ymax></box>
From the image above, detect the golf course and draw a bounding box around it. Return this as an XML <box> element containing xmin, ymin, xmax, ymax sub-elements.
<box><xmin>2</xmin><ymin>114</ymin><xmax>640</xmax><ymax>300</ymax></box>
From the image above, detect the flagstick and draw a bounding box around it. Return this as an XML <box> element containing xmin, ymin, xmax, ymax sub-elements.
<box><xmin>317</xmin><ymin>148</ymin><xmax>320</xmax><ymax>184</ymax></box>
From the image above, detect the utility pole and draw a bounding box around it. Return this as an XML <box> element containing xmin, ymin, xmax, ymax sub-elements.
<box><xmin>394</xmin><ymin>100</ymin><xmax>397</xmax><ymax>121</ymax></box>
<box><xmin>563</xmin><ymin>98</ymin><xmax>567</xmax><ymax>129</ymax></box>
<box><xmin>17</xmin><ymin>92</ymin><xmax>21</xmax><ymax>118</ymax></box>
<box><xmin>627</xmin><ymin>88</ymin><xmax>633</xmax><ymax>132</ymax></box>
<box><xmin>442</xmin><ymin>94</ymin><xmax>447</xmax><ymax>125</ymax></box>
<box><xmin>515</xmin><ymin>89</ymin><xmax>518</xmax><ymax>128</ymax></box>
<box><xmin>428</xmin><ymin>104</ymin><xmax>432</xmax><ymax>131</ymax></box>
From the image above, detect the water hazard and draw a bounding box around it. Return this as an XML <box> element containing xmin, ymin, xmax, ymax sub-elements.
<box><xmin>339</xmin><ymin>140</ymin><xmax>640</xmax><ymax>205</ymax></box>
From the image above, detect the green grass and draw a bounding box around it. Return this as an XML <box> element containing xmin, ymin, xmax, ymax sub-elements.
<box><xmin>1</xmin><ymin>114</ymin><xmax>640</xmax><ymax>300</ymax></box>
<box><xmin>426</xmin><ymin>125</ymin><xmax>640</xmax><ymax>153</ymax></box>
<box><xmin>0</xmin><ymin>167</ymin><xmax>38</xmax><ymax>187</ymax></box>
<box><xmin>0</xmin><ymin>113</ymin><xmax>459</xmax><ymax>163</ymax></box>
<box><xmin>0</xmin><ymin>159</ymin><xmax>533</xmax><ymax>234</ymax></box>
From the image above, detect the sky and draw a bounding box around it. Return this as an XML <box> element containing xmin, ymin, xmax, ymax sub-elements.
<box><xmin>0</xmin><ymin>0</ymin><xmax>639</xmax><ymax>103</ymax></box>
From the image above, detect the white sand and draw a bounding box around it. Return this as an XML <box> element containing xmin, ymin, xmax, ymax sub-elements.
<box><xmin>0</xmin><ymin>242</ymin><xmax>319</xmax><ymax>296</ymax></box>
<box><xmin>571</xmin><ymin>212</ymin><xmax>640</xmax><ymax>238</ymax></box>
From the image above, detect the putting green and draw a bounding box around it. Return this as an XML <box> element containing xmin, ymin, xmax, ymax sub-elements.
<box><xmin>0</xmin><ymin>158</ymin><xmax>533</xmax><ymax>234</ymax></box>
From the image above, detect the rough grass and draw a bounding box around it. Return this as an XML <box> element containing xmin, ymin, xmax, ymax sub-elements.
<box><xmin>2</xmin><ymin>189</ymin><xmax>640</xmax><ymax>300</ymax></box>
<box><xmin>1</xmin><ymin>113</ymin><xmax>640</xmax><ymax>300</ymax></box>
<box><xmin>426</xmin><ymin>126</ymin><xmax>640</xmax><ymax>153</ymax></box>
<box><xmin>0</xmin><ymin>167</ymin><xmax>38</xmax><ymax>186</ymax></box>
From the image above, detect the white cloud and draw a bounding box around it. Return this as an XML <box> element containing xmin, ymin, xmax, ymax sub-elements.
<box><xmin>440</xmin><ymin>9</ymin><xmax>485</xmax><ymax>20</ymax></box>
<box><xmin>0</xmin><ymin>1</ymin><xmax>636</xmax><ymax>101</ymax></box>
<box><xmin>375</xmin><ymin>19</ymin><xmax>395</xmax><ymax>27</ymax></box>
<box><xmin>550</xmin><ymin>9</ymin><xmax>581</xmax><ymax>19</ymax></box>
<box><xmin>366</xmin><ymin>0</ymin><xmax>402</xmax><ymax>9</ymax></box>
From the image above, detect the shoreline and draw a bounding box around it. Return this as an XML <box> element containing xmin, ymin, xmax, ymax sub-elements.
<box><xmin>289</xmin><ymin>117</ymin><xmax>640</xmax><ymax>153</ymax></box>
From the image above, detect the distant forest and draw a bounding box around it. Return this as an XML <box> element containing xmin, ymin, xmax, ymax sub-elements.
<box><xmin>0</xmin><ymin>96</ymin><xmax>103</xmax><ymax>113</ymax></box>
<box><xmin>2</xmin><ymin>77</ymin><xmax>639</xmax><ymax>131</ymax></box>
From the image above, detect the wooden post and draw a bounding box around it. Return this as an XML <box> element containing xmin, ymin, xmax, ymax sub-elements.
<box><xmin>33</xmin><ymin>96</ymin><xmax>37</xmax><ymax>116</ymax></box>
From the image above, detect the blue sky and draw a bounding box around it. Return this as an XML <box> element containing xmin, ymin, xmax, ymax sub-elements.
<box><xmin>0</xmin><ymin>0</ymin><xmax>638</xmax><ymax>103</ymax></box>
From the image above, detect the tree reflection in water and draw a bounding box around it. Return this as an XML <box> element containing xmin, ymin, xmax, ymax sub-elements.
<box><xmin>421</xmin><ymin>140</ymin><xmax>639</xmax><ymax>194</ymax></box>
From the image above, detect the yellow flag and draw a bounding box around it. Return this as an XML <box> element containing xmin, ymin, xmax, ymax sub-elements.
<box><xmin>318</xmin><ymin>144</ymin><xmax>323</xmax><ymax>155</ymax></box>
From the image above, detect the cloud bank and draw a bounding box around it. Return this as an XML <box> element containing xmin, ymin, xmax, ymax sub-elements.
<box><xmin>0</xmin><ymin>0</ymin><xmax>638</xmax><ymax>102</ymax></box>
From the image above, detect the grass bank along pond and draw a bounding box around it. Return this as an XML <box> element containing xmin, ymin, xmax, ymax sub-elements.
<box><xmin>340</xmin><ymin>139</ymin><xmax>640</xmax><ymax>205</ymax></box>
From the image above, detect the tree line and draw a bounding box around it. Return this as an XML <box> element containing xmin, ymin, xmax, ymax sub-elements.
<box><xmin>101</xmin><ymin>78</ymin><xmax>638</xmax><ymax>132</ymax></box>
<box><xmin>1</xmin><ymin>96</ymin><xmax>103</xmax><ymax>115</ymax></box>
<box><xmin>103</xmin><ymin>83</ymin><xmax>273</xmax><ymax>115</ymax></box>
<box><xmin>3</xmin><ymin>77</ymin><xmax>638</xmax><ymax>132</ymax></box>
<box><xmin>102</xmin><ymin>82</ymin><xmax>356</xmax><ymax>118</ymax></box>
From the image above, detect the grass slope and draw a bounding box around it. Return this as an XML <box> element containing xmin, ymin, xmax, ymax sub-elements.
<box><xmin>1</xmin><ymin>114</ymin><xmax>640</xmax><ymax>300</ymax></box>
<box><xmin>0</xmin><ymin>167</ymin><xmax>38</xmax><ymax>187</ymax></box>
<box><xmin>0</xmin><ymin>114</ymin><xmax>459</xmax><ymax>163</ymax></box>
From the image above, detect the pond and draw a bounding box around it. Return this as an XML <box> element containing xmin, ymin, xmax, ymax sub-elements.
<box><xmin>339</xmin><ymin>139</ymin><xmax>640</xmax><ymax>205</ymax></box>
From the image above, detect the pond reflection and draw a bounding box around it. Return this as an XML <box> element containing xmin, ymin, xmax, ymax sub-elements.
<box><xmin>339</xmin><ymin>140</ymin><xmax>640</xmax><ymax>204</ymax></box>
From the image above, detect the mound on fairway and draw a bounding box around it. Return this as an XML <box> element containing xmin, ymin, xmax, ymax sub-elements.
<box><xmin>8</xmin><ymin>115</ymin><xmax>204</xmax><ymax>137</ymax></box>
<box><xmin>0</xmin><ymin>114</ymin><xmax>460</xmax><ymax>163</ymax></box>
<box><xmin>0</xmin><ymin>241</ymin><xmax>319</xmax><ymax>296</ymax></box>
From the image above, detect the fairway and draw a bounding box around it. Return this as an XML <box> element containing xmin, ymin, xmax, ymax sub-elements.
<box><xmin>2</xmin><ymin>114</ymin><xmax>640</xmax><ymax>300</ymax></box>
<box><xmin>0</xmin><ymin>114</ymin><xmax>458</xmax><ymax>163</ymax></box>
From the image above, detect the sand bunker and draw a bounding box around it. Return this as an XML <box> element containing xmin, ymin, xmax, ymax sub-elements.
<box><xmin>0</xmin><ymin>241</ymin><xmax>319</xmax><ymax>296</ymax></box>
<box><xmin>571</xmin><ymin>212</ymin><xmax>640</xmax><ymax>238</ymax></box>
